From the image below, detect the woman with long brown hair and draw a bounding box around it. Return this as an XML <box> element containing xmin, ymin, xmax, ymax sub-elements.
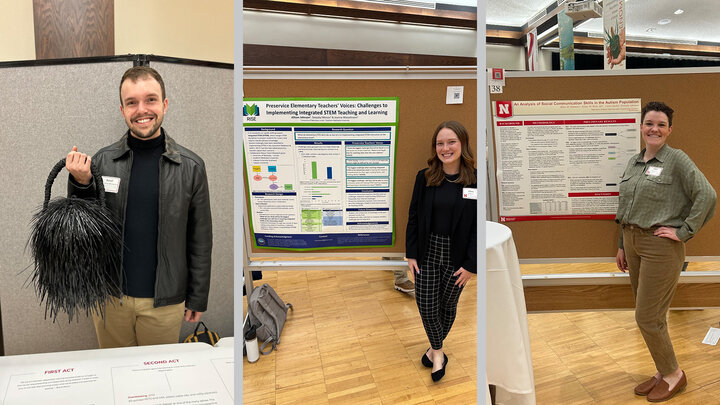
<box><xmin>406</xmin><ymin>120</ymin><xmax>477</xmax><ymax>382</ymax></box>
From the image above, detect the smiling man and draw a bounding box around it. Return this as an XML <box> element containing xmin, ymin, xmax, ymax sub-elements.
<box><xmin>65</xmin><ymin>66</ymin><xmax>213</xmax><ymax>348</ymax></box>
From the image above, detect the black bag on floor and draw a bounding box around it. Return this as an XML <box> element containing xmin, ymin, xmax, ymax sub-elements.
<box><xmin>183</xmin><ymin>321</ymin><xmax>221</xmax><ymax>345</ymax></box>
<box><xmin>248</xmin><ymin>283</ymin><xmax>292</xmax><ymax>354</ymax></box>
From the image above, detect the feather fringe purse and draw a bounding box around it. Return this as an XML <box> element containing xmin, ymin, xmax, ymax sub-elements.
<box><xmin>29</xmin><ymin>158</ymin><xmax>123</xmax><ymax>322</ymax></box>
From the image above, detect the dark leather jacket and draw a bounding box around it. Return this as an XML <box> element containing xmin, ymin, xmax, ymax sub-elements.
<box><xmin>68</xmin><ymin>130</ymin><xmax>213</xmax><ymax>311</ymax></box>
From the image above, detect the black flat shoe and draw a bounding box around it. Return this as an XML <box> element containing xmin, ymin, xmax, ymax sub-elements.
<box><xmin>422</xmin><ymin>348</ymin><xmax>433</xmax><ymax>368</ymax></box>
<box><xmin>431</xmin><ymin>353</ymin><xmax>448</xmax><ymax>382</ymax></box>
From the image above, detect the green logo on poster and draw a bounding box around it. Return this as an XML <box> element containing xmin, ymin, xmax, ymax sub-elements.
<box><xmin>244</xmin><ymin>103</ymin><xmax>259</xmax><ymax>116</ymax></box>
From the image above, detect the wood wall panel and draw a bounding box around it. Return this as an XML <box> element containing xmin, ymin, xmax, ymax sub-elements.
<box><xmin>244</xmin><ymin>44</ymin><xmax>327</xmax><ymax>66</ymax></box>
<box><xmin>244</xmin><ymin>44</ymin><xmax>477</xmax><ymax>66</ymax></box>
<box><xmin>33</xmin><ymin>0</ymin><xmax>114</xmax><ymax>59</ymax></box>
<box><xmin>244</xmin><ymin>0</ymin><xmax>476</xmax><ymax>29</ymax></box>
<box><xmin>525</xmin><ymin>283</ymin><xmax>720</xmax><ymax>312</ymax></box>
<box><xmin>409</xmin><ymin>53</ymin><xmax>477</xmax><ymax>66</ymax></box>
<box><xmin>326</xmin><ymin>49</ymin><xmax>411</xmax><ymax>67</ymax></box>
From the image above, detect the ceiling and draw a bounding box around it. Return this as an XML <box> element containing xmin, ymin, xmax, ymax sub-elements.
<box><xmin>436</xmin><ymin>0</ymin><xmax>477</xmax><ymax>6</ymax></box>
<box><xmin>487</xmin><ymin>0</ymin><xmax>720</xmax><ymax>55</ymax></box>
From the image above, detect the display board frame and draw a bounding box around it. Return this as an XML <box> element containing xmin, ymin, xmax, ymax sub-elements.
<box><xmin>0</xmin><ymin>55</ymin><xmax>233</xmax><ymax>355</ymax></box>
<box><xmin>485</xmin><ymin>67</ymin><xmax>720</xmax><ymax>310</ymax></box>
<box><xmin>487</xmin><ymin>67</ymin><xmax>720</xmax><ymax>261</ymax></box>
<box><xmin>243</xmin><ymin>66</ymin><xmax>478</xmax><ymax>268</ymax></box>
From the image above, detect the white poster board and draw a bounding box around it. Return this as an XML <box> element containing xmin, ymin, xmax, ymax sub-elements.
<box><xmin>492</xmin><ymin>98</ymin><xmax>641</xmax><ymax>222</ymax></box>
<box><xmin>0</xmin><ymin>343</ymin><xmax>233</xmax><ymax>405</ymax></box>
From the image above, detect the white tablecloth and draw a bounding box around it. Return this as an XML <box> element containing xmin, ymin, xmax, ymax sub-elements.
<box><xmin>486</xmin><ymin>221</ymin><xmax>535</xmax><ymax>405</ymax></box>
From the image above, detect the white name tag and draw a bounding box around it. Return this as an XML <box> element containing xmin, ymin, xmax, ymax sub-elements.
<box><xmin>463</xmin><ymin>188</ymin><xmax>477</xmax><ymax>200</ymax></box>
<box><xmin>102</xmin><ymin>176</ymin><xmax>121</xmax><ymax>193</ymax></box>
<box><xmin>645</xmin><ymin>166</ymin><xmax>663</xmax><ymax>176</ymax></box>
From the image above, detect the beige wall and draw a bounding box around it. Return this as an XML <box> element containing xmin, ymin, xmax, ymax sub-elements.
<box><xmin>115</xmin><ymin>0</ymin><xmax>233</xmax><ymax>64</ymax></box>
<box><xmin>0</xmin><ymin>1</ymin><xmax>35</xmax><ymax>62</ymax></box>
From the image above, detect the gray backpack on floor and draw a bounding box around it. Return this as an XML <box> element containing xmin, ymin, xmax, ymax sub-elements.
<box><xmin>248</xmin><ymin>283</ymin><xmax>293</xmax><ymax>354</ymax></box>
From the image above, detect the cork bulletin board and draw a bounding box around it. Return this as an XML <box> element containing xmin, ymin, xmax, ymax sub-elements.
<box><xmin>489</xmin><ymin>68</ymin><xmax>720</xmax><ymax>259</ymax></box>
<box><xmin>243</xmin><ymin>73</ymin><xmax>477</xmax><ymax>255</ymax></box>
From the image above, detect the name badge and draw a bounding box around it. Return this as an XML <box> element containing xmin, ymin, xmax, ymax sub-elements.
<box><xmin>102</xmin><ymin>176</ymin><xmax>121</xmax><ymax>193</ymax></box>
<box><xmin>645</xmin><ymin>166</ymin><xmax>663</xmax><ymax>177</ymax></box>
<box><xmin>463</xmin><ymin>188</ymin><xmax>477</xmax><ymax>200</ymax></box>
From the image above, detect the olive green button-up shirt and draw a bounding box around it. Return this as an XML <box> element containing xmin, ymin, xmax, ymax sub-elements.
<box><xmin>615</xmin><ymin>144</ymin><xmax>717</xmax><ymax>248</ymax></box>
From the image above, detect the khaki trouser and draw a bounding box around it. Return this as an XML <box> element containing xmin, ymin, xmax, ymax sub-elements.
<box><xmin>623</xmin><ymin>225</ymin><xmax>685</xmax><ymax>375</ymax></box>
<box><xmin>92</xmin><ymin>296</ymin><xmax>185</xmax><ymax>348</ymax></box>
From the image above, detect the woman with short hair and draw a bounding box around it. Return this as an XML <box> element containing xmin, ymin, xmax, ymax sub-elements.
<box><xmin>616</xmin><ymin>101</ymin><xmax>716</xmax><ymax>402</ymax></box>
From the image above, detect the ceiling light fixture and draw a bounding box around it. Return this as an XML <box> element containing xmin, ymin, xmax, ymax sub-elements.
<box><xmin>674</xmin><ymin>9</ymin><xmax>684</xmax><ymax>15</ymax></box>
<box><xmin>658</xmin><ymin>19</ymin><xmax>671</xmax><ymax>25</ymax></box>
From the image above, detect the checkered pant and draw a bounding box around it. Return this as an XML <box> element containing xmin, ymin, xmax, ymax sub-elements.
<box><xmin>416</xmin><ymin>233</ymin><xmax>465</xmax><ymax>350</ymax></box>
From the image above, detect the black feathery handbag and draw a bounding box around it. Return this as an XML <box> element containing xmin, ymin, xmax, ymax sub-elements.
<box><xmin>28</xmin><ymin>158</ymin><xmax>123</xmax><ymax>322</ymax></box>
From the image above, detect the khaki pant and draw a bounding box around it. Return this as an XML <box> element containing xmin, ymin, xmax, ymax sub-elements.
<box><xmin>623</xmin><ymin>225</ymin><xmax>685</xmax><ymax>375</ymax></box>
<box><xmin>92</xmin><ymin>296</ymin><xmax>185</xmax><ymax>348</ymax></box>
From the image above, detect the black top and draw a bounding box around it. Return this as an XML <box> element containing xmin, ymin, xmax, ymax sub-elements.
<box><xmin>431</xmin><ymin>173</ymin><xmax>462</xmax><ymax>235</ymax></box>
<box><xmin>123</xmin><ymin>133</ymin><xmax>165</xmax><ymax>297</ymax></box>
<box><xmin>406</xmin><ymin>168</ymin><xmax>478</xmax><ymax>273</ymax></box>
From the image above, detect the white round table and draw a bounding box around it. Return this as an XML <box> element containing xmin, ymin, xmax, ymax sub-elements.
<box><xmin>486</xmin><ymin>221</ymin><xmax>536</xmax><ymax>405</ymax></box>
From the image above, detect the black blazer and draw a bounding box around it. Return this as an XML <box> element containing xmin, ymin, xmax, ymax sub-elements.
<box><xmin>405</xmin><ymin>168</ymin><xmax>477</xmax><ymax>273</ymax></box>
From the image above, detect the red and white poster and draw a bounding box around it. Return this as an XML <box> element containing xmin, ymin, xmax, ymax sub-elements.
<box><xmin>492</xmin><ymin>99</ymin><xmax>641</xmax><ymax>222</ymax></box>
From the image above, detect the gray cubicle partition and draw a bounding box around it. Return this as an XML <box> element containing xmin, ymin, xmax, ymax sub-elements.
<box><xmin>0</xmin><ymin>56</ymin><xmax>233</xmax><ymax>355</ymax></box>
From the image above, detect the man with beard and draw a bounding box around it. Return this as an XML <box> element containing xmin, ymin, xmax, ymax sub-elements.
<box><xmin>65</xmin><ymin>66</ymin><xmax>213</xmax><ymax>348</ymax></box>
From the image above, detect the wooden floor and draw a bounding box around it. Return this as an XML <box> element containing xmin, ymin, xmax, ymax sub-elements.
<box><xmin>527</xmin><ymin>261</ymin><xmax>720</xmax><ymax>404</ymax></box>
<box><xmin>242</xmin><ymin>270</ymin><xmax>477</xmax><ymax>404</ymax></box>
<box><xmin>242</xmin><ymin>265</ymin><xmax>720</xmax><ymax>404</ymax></box>
<box><xmin>530</xmin><ymin>309</ymin><xmax>720</xmax><ymax>404</ymax></box>
<box><xmin>522</xmin><ymin>261</ymin><xmax>720</xmax><ymax>275</ymax></box>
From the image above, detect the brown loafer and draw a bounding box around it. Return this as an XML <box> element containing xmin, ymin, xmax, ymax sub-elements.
<box><xmin>647</xmin><ymin>371</ymin><xmax>687</xmax><ymax>402</ymax></box>
<box><xmin>634</xmin><ymin>376</ymin><xmax>660</xmax><ymax>396</ymax></box>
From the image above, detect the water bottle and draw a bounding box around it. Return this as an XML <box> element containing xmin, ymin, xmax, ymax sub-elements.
<box><xmin>244</xmin><ymin>324</ymin><xmax>259</xmax><ymax>363</ymax></box>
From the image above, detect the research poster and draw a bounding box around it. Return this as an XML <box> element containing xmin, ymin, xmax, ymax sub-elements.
<box><xmin>492</xmin><ymin>98</ymin><xmax>641</xmax><ymax>222</ymax></box>
<box><xmin>242</xmin><ymin>98</ymin><xmax>398</xmax><ymax>250</ymax></box>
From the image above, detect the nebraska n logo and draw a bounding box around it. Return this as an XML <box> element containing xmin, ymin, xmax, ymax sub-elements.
<box><xmin>243</xmin><ymin>103</ymin><xmax>260</xmax><ymax>116</ymax></box>
<box><xmin>496</xmin><ymin>101</ymin><xmax>513</xmax><ymax>118</ymax></box>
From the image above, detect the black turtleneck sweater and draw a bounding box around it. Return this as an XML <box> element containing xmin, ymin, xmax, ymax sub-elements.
<box><xmin>123</xmin><ymin>133</ymin><xmax>165</xmax><ymax>298</ymax></box>
<box><xmin>430</xmin><ymin>173</ymin><xmax>462</xmax><ymax>236</ymax></box>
